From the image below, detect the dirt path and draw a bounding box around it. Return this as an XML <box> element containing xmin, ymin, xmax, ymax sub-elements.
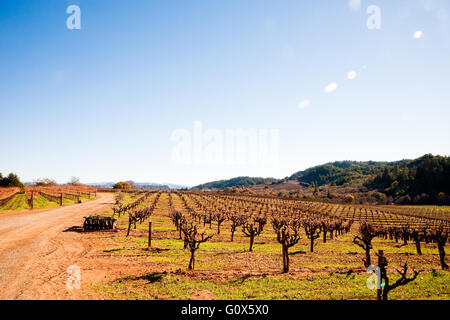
<box><xmin>0</xmin><ymin>193</ymin><xmax>115</xmax><ymax>300</ymax></box>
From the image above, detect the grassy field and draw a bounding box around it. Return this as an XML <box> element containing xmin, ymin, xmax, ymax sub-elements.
<box><xmin>0</xmin><ymin>193</ymin><xmax>96</xmax><ymax>212</ymax></box>
<box><xmin>32</xmin><ymin>195</ymin><xmax>60</xmax><ymax>210</ymax></box>
<box><xmin>0</xmin><ymin>194</ymin><xmax>29</xmax><ymax>212</ymax></box>
<box><xmin>93</xmin><ymin>192</ymin><xmax>450</xmax><ymax>300</ymax></box>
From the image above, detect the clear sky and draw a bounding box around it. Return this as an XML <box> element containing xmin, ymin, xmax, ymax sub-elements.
<box><xmin>1</xmin><ymin>0</ymin><xmax>449</xmax><ymax>186</ymax></box>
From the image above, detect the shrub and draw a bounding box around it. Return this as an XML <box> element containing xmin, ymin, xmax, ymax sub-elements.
<box><xmin>437</xmin><ymin>192</ymin><xmax>450</xmax><ymax>205</ymax></box>
<box><xmin>113</xmin><ymin>182</ymin><xmax>132</xmax><ymax>190</ymax></box>
<box><xmin>35</xmin><ymin>178</ymin><xmax>57</xmax><ymax>186</ymax></box>
<box><xmin>344</xmin><ymin>194</ymin><xmax>354</xmax><ymax>204</ymax></box>
<box><xmin>0</xmin><ymin>173</ymin><xmax>25</xmax><ymax>189</ymax></box>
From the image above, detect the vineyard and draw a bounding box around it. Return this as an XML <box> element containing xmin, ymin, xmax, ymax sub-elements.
<box><xmin>96</xmin><ymin>191</ymin><xmax>449</xmax><ymax>300</ymax></box>
<box><xmin>0</xmin><ymin>186</ymin><xmax>98</xmax><ymax>212</ymax></box>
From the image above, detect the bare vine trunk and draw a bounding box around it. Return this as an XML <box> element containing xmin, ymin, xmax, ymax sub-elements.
<box><xmin>126</xmin><ymin>220</ymin><xmax>132</xmax><ymax>237</ymax></box>
<box><xmin>414</xmin><ymin>237</ymin><xmax>422</xmax><ymax>255</ymax></box>
<box><xmin>189</xmin><ymin>250</ymin><xmax>195</xmax><ymax>270</ymax></box>
<box><xmin>437</xmin><ymin>242</ymin><xmax>448</xmax><ymax>270</ymax></box>
<box><xmin>282</xmin><ymin>245</ymin><xmax>289</xmax><ymax>273</ymax></box>
<box><xmin>365</xmin><ymin>247</ymin><xmax>371</xmax><ymax>267</ymax></box>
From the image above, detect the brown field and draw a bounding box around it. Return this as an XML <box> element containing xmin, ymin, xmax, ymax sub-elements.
<box><xmin>0</xmin><ymin>191</ymin><xmax>448</xmax><ymax>300</ymax></box>
<box><xmin>0</xmin><ymin>187</ymin><xmax>21</xmax><ymax>199</ymax></box>
<box><xmin>251</xmin><ymin>180</ymin><xmax>304</xmax><ymax>192</ymax></box>
<box><xmin>24</xmin><ymin>185</ymin><xmax>97</xmax><ymax>195</ymax></box>
<box><xmin>0</xmin><ymin>186</ymin><xmax>98</xmax><ymax>200</ymax></box>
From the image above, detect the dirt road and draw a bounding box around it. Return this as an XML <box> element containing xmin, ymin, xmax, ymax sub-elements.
<box><xmin>0</xmin><ymin>193</ymin><xmax>115</xmax><ymax>300</ymax></box>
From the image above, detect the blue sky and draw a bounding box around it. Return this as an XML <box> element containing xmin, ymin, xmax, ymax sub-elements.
<box><xmin>1</xmin><ymin>0</ymin><xmax>449</xmax><ymax>186</ymax></box>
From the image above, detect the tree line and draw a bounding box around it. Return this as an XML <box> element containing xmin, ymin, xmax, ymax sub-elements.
<box><xmin>367</xmin><ymin>154</ymin><xmax>450</xmax><ymax>205</ymax></box>
<box><xmin>0</xmin><ymin>172</ymin><xmax>24</xmax><ymax>188</ymax></box>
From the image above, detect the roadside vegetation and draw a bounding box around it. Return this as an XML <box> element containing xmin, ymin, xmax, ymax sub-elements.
<box><xmin>0</xmin><ymin>175</ymin><xmax>97</xmax><ymax>213</ymax></box>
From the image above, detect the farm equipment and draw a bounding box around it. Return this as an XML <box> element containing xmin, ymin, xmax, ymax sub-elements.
<box><xmin>83</xmin><ymin>216</ymin><xmax>117</xmax><ymax>231</ymax></box>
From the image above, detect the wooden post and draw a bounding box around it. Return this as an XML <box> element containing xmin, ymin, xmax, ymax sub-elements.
<box><xmin>30</xmin><ymin>191</ymin><xmax>34</xmax><ymax>209</ymax></box>
<box><xmin>60</xmin><ymin>193</ymin><xmax>63</xmax><ymax>206</ymax></box>
<box><xmin>377</xmin><ymin>250</ymin><xmax>384</xmax><ymax>301</ymax></box>
<box><xmin>148</xmin><ymin>221</ymin><xmax>152</xmax><ymax>248</ymax></box>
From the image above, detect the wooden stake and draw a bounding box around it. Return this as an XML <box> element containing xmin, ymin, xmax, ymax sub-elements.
<box><xmin>148</xmin><ymin>221</ymin><xmax>152</xmax><ymax>248</ymax></box>
<box><xmin>377</xmin><ymin>250</ymin><xmax>384</xmax><ymax>301</ymax></box>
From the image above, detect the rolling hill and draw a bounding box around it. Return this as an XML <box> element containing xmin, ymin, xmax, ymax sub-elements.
<box><xmin>287</xmin><ymin>160</ymin><xmax>407</xmax><ymax>187</ymax></box>
<box><xmin>192</xmin><ymin>154</ymin><xmax>450</xmax><ymax>205</ymax></box>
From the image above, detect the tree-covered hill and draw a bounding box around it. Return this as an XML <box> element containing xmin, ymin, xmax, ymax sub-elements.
<box><xmin>366</xmin><ymin>154</ymin><xmax>450</xmax><ymax>204</ymax></box>
<box><xmin>288</xmin><ymin>160</ymin><xmax>407</xmax><ymax>187</ymax></box>
<box><xmin>192</xmin><ymin>154</ymin><xmax>450</xmax><ymax>205</ymax></box>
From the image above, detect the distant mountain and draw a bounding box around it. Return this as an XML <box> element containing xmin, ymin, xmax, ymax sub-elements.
<box><xmin>133</xmin><ymin>182</ymin><xmax>189</xmax><ymax>190</ymax></box>
<box><xmin>193</xmin><ymin>177</ymin><xmax>279</xmax><ymax>190</ymax></box>
<box><xmin>86</xmin><ymin>182</ymin><xmax>189</xmax><ymax>190</ymax></box>
<box><xmin>85</xmin><ymin>182</ymin><xmax>115</xmax><ymax>188</ymax></box>
<box><xmin>158</xmin><ymin>183</ymin><xmax>191</xmax><ymax>190</ymax></box>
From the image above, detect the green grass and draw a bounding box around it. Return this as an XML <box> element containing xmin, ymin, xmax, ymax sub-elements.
<box><xmin>95</xmin><ymin>270</ymin><xmax>450</xmax><ymax>300</ymax></box>
<box><xmin>119</xmin><ymin>193</ymin><xmax>140</xmax><ymax>206</ymax></box>
<box><xmin>0</xmin><ymin>193</ymin><xmax>97</xmax><ymax>213</ymax></box>
<box><xmin>80</xmin><ymin>196</ymin><xmax>95</xmax><ymax>202</ymax></box>
<box><xmin>0</xmin><ymin>194</ymin><xmax>29</xmax><ymax>212</ymax></box>
<box><xmin>33</xmin><ymin>195</ymin><xmax>60</xmax><ymax>210</ymax></box>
